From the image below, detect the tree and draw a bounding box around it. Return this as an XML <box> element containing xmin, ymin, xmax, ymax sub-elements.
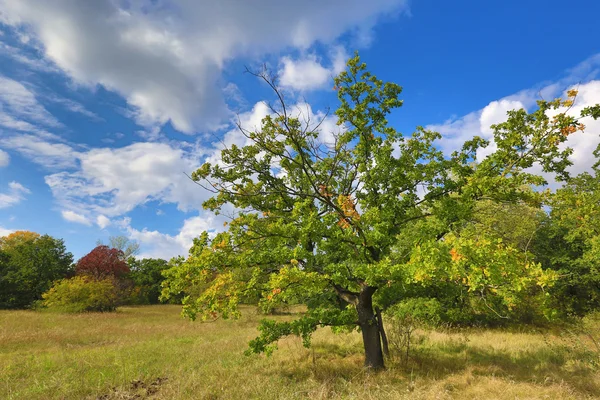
<box><xmin>533</xmin><ymin>154</ymin><xmax>600</xmax><ymax>316</ymax></box>
<box><xmin>0</xmin><ymin>231</ymin><xmax>74</xmax><ymax>308</ymax></box>
<box><xmin>97</xmin><ymin>236</ymin><xmax>140</xmax><ymax>260</ymax></box>
<box><xmin>128</xmin><ymin>258</ymin><xmax>169</xmax><ymax>304</ymax></box>
<box><xmin>76</xmin><ymin>245</ymin><xmax>130</xmax><ymax>279</ymax></box>
<box><xmin>162</xmin><ymin>55</ymin><xmax>600</xmax><ymax>369</ymax></box>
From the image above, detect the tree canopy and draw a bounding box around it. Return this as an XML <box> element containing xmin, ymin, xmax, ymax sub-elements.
<box><xmin>128</xmin><ymin>258</ymin><xmax>169</xmax><ymax>304</ymax></box>
<box><xmin>161</xmin><ymin>54</ymin><xmax>600</xmax><ymax>369</ymax></box>
<box><xmin>0</xmin><ymin>231</ymin><xmax>74</xmax><ymax>308</ymax></box>
<box><xmin>76</xmin><ymin>245</ymin><xmax>130</xmax><ymax>280</ymax></box>
<box><xmin>97</xmin><ymin>235</ymin><xmax>140</xmax><ymax>260</ymax></box>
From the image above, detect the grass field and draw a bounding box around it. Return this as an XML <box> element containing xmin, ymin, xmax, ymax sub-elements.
<box><xmin>2</xmin><ymin>305</ymin><xmax>600</xmax><ymax>399</ymax></box>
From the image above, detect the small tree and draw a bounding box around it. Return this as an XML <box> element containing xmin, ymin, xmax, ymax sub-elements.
<box><xmin>76</xmin><ymin>245</ymin><xmax>130</xmax><ymax>279</ymax></box>
<box><xmin>162</xmin><ymin>55</ymin><xmax>599</xmax><ymax>369</ymax></box>
<box><xmin>97</xmin><ymin>236</ymin><xmax>140</xmax><ymax>260</ymax></box>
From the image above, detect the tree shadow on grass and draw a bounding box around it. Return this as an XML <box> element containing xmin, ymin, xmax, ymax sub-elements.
<box><xmin>271</xmin><ymin>335</ymin><xmax>600</xmax><ymax>398</ymax></box>
<box><xmin>403</xmin><ymin>339</ymin><xmax>600</xmax><ymax>396</ymax></box>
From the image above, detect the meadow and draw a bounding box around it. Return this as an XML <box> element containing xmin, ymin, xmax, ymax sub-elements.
<box><xmin>1</xmin><ymin>305</ymin><xmax>600</xmax><ymax>399</ymax></box>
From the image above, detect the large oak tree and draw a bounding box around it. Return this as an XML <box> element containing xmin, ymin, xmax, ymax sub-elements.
<box><xmin>162</xmin><ymin>55</ymin><xmax>599</xmax><ymax>368</ymax></box>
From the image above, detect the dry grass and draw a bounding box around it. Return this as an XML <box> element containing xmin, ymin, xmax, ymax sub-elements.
<box><xmin>1</xmin><ymin>305</ymin><xmax>600</xmax><ymax>399</ymax></box>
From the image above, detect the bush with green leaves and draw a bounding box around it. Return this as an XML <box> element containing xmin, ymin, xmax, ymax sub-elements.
<box><xmin>42</xmin><ymin>276</ymin><xmax>118</xmax><ymax>313</ymax></box>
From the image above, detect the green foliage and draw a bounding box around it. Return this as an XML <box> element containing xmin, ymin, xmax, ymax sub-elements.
<box><xmin>376</xmin><ymin>198</ymin><xmax>558</xmax><ymax>326</ymax></box>
<box><xmin>533</xmin><ymin>169</ymin><xmax>600</xmax><ymax>317</ymax></box>
<box><xmin>0</xmin><ymin>231</ymin><xmax>74</xmax><ymax>309</ymax></box>
<box><xmin>128</xmin><ymin>258</ymin><xmax>169</xmax><ymax>304</ymax></box>
<box><xmin>388</xmin><ymin>298</ymin><xmax>443</xmax><ymax>328</ymax></box>
<box><xmin>162</xmin><ymin>54</ymin><xmax>599</xmax><ymax>367</ymax></box>
<box><xmin>41</xmin><ymin>276</ymin><xmax>118</xmax><ymax>313</ymax></box>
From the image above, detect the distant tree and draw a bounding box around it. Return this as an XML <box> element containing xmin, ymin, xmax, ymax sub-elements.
<box><xmin>97</xmin><ymin>236</ymin><xmax>140</xmax><ymax>260</ymax></box>
<box><xmin>76</xmin><ymin>245</ymin><xmax>130</xmax><ymax>279</ymax></box>
<box><xmin>0</xmin><ymin>230</ymin><xmax>40</xmax><ymax>247</ymax></box>
<box><xmin>162</xmin><ymin>55</ymin><xmax>600</xmax><ymax>369</ymax></box>
<box><xmin>128</xmin><ymin>258</ymin><xmax>169</xmax><ymax>304</ymax></box>
<box><xmin>0</xmin><ymin>231</ymin><xmax>74</xmax><ymax>308</ymax></box>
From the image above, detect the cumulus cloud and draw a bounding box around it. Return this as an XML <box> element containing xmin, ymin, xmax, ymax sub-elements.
<box><xmin>0</xmin><ymin>0</ymin><xmax>408</xmax><ymax>133</ymax></box>
<box><xmin>0</xmin><ymin>149</ymin><xmax>9</xmax><ymax>167</ymax></box>
<box><xmin>430</xmin><ymin>80</ymin><xmax>600</xmax><ymax>182</ymax></box>
<box><xmin>43</xmin><ymin>102</ymin><xmax>273</xmax><ymax>224</ymax></box>
<box><xmin>0</xmin><ymin>181</ymin><xmax>30</xmax><ymax>209</ymax></box>
<box><xmin>45</xmin><ymin>141</ymin><xmax>206</xmax><ymax>218</ymax></box>
<box><xmin>126</xmin><ymin>214</ymin><xmax>226</xmax><ymax>259</ymax></box>
<box><xmin>61</xmin><ymin>210</ymin><xmax>92</xmax><ymax>226</ymax></box>
<box><xmin>96</xmin><ymin>214</ymin><xmax>111</xmax><ymax>229</ymax></box>
<box><xmin>279</xmin><ymin>47</ymin><xmax>348</xmax><ymax>91</ymax></box>
<box><xmin>34</xmin><ymin>98</ymin><xmax>342</xmax><ymax>258</ymax></box>
<box><xmin>554</xmin><ymin>81</ymin><xmax>600</xmax><ymax>176</ymax></box>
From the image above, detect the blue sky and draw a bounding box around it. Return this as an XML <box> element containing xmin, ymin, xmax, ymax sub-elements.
<box><xmin>1</xmin><ymin>0</ymin><xmax>599</xmax><ymax>260</ymax></box>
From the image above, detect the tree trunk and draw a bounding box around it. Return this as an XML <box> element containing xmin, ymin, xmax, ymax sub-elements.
<box><xmin>376</xmin><ymin>307</ymin><xmax>389</xmax><ymax>357</ymax></box>
<box><xmin>356</xmin><ymin>287</ymin><xmax>385</xmax><ymax>369</ymax></box>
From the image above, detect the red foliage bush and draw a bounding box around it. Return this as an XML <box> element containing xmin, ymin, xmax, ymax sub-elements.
<box><xmin>76</xmin><ymin>245</ymin><xmax>130</xmax><ymax>279</ymax></box>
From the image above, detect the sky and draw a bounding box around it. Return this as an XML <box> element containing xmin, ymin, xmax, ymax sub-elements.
<box><xmin>0</xmin><ymin>0</ymin><xmax>599</xmax><ymax>260</ymax></box>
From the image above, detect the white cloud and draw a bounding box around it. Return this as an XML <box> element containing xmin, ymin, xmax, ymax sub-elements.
<box><xmin>280</xmin><ymin>55</ymin><xmax>330</xmax><ymax>91</ymax></box>
<box><xmin>0</xmin><ymin>75</ymin><xmax>62</xmax><ymax>138</ymax></box>
<box><xmin>554</xmin><ymin>81</ymin><xmax>600</xmax><ymax>176</ymax></box>
<box><xmin>0</xmin><ymin>181</ymin><xmax>30</xmax><ymax>209</ymax></box>
<box><xmin>0</xmin><ymin>76</ymin><xmax>59</xmax><ymax>127</ymax></box>
<box><xmin>0</xmin><ymin>0</ymin><xmax>408</xmax><ymax>133</ymax></box>
<box><xmin>45</xmin><ymin>141</ymin><xmax>207</xmax><ymax>217</ymax></box>
<box><xmin>0</xmin><ymin>41</ymin><xmax>57</xmax><ymax>73</ymax></box>
<box><xmin>279</xmin><ymin>47</ymin><xmax>348</xmax><ymax>91</ymax></box>
<box><xmin>0</xmin><ymin>226</ymin><xmax>15</xmax><ymax>237</ymax></box>
<box><xmin>35</xmin><ymin>99</ymin><xmax>343</xmax><ymax>259</ymax></box>
<box><xmin>127</xmin><ymin>214</ymin><xmax>225</xmax><ymax>259</ymax></box>
<box><xmin>0</xmin><ymin>149</ymin><xmax>9</xmax><ymax>167</ymax></box>
<box><xmin>43</xmin><ymin>102</ymin><xmax>273</xmax><ymax>221</ymax></box>
<box><xmin>96</xmin><ymin>214</ymin><xmax>111</xmax><ymax>229</ymax></box>
<box><xmin>61</xmin><ymin>210</ymin><xmax>92</xmax><ymax>226</ymax></box>
<box><xmin>44</xmin><ymin>94</ymin><xmax>100</xmax><ymax>121</ymax></box>
<box><xmin>430</xmin><ymin>79</ymin><xmax>600</xmax><ymax>182</ymax></box>
<box><xmin>2</xmin><ymin>134</ymin><xmax>78</xmax><ymax>169</ymax></box>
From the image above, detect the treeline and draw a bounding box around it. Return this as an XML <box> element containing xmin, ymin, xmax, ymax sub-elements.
<box><xmin>0</xmin><ymin>234</ymin><xmax>170</xmax><ymax>312</ymax></box>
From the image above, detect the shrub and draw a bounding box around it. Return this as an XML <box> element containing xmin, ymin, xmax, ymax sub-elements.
<box><xmin>386</xmin><ymin>298</ymin><xmax>443</xmax><ymax>365</ymax></box>
<box><xmin>42</xmin><ymin>276</ymin><xmax>118</xmax><ymax>312</ymax></box>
